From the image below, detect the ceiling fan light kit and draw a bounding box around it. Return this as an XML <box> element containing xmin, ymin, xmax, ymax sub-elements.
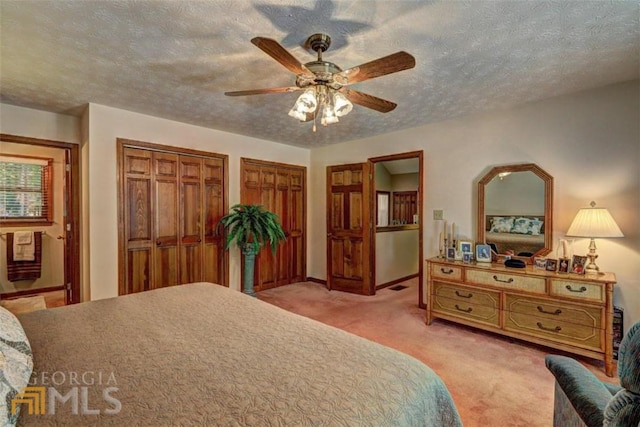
<box><xmin>225</xmin><ymin>33</ymin><xmax>416</xmax><ymax>132</ymax></box>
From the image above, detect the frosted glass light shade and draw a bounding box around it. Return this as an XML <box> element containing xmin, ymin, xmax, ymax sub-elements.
<box><xmin>296</xmin><ymin>89</ymin><xmax>318</xmax><ymax>112</ymax></box>
<box><xmin>566</xmin><ymin>202</ymin><xmax>623</xmax><ymax>238</ymax></box>
<box><xmin>321</xmin><ymin>105</ymin><xmax>339</xmax><ymax>126</ymax></box>
<box><xmin>333</xmin><ymin>92</ymin><xmax>353</xmax><ymax>117</ymax></box>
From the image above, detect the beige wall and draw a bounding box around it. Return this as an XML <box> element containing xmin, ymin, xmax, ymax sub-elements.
<box><xmin>0</xmin><ymin>143</ymin><xmax>66</xmax><ymax>293</ymax></box>
<box><xmin>309</xmin><ymin>80</ymin><xmax>640</xmax><ymax>332</ymax></box>
<box><xmin>0</xmin><ymin>104</ymin><xmax>81</xmax><ymax>143</ymax></box>
<box><xmin>84</xmin><ymin>104</ymin><xmax>310</xmax><ymax>300</ymax></box>
<box><xmin>2</xmin><ymin>80</ymin><xmax>638</xmax><ymax>332</ymax></box>
<box><xmin>391</xmin><ymin>173</ymin><xmax>419</xmax><ymax>193</ymax></box>
<box><xmin>375</xmin><ymin>230</ymin><xmax>419</xmax><ymax>286</ymax></box>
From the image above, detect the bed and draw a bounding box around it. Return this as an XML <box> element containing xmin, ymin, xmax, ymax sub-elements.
<box><xmin>9</xmin><ymin>283</ymin><xmax>461</xmax><ymax>426</ymax></box>
<box><xmin>485</xmin><ymin>215</ymin><xmax>544</xmax><ymax>255</ymax></box>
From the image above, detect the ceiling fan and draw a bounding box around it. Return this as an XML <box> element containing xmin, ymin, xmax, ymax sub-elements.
<box><xmin>225</xmin><ymin>34</ymin><xmax>416</xmax><ymax>129</ymax></box>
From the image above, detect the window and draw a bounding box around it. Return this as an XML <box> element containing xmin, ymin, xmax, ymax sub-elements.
<box><xmin>0</xmin><ymin>155</ymin><xmax>53</xmax><ymax>225</ymax></box>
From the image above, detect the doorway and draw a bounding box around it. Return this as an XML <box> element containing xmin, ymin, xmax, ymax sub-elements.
<box><xmin>369</xmin><ymin>151</ymin><xmax>424</xmax><ymax>307</ymax></box>
<box><xmin>0</xmin><ymin>134</ymin><xmax>80</xmax><ymax>305</ymax></box>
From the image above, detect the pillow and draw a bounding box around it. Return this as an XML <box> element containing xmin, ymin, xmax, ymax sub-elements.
<box><xmin>0</xmin><ymin>306</ymin><xmax>34</xmax><ymax>426</ymax></box>
<box><xmin>489</xmin><ymin>217</ymin><xmax>514</xmax><ymax>233</ymax></box>
<box><xmin>512</xmin><ymin>217</ymin><xmax>544</xmax><ymax>235</ymax></box>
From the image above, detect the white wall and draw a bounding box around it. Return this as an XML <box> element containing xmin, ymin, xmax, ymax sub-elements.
<box><xmin>85</xmin><ymin>104</ymin><xmax>310</xmax><ymax>300</ymax></box>
<box><xmin>309</xmin><ymin>80</ymin><xmax>640</xmax><ymax>332</ymax></box>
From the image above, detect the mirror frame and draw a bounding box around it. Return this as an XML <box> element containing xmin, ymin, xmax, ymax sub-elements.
<box><xmin>477</xmin><ymin>163</ymin><xmax>553</xmax><ymax>263</ymax></box>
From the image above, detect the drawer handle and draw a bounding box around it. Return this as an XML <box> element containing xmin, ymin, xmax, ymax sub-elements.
<box><xmin>537</xmin><ymin>322</ymin><xmax>562</xmax><ymax>333</ymax></box>
<box><xmin>493</xmin><ymin>275</ymin><xmax>514</xmax><ymax>284</ymax></box>
<box><xmin>454</xmin><ymin>304</ymin><xmax>473</xmax><ymax>313</ymax></box>
<box><xmin>537</xmin><ymin>306</ymin><xmax>562</xmax><ymax>316</ymax></box>
<box><xmin>565</xmin><ymin>285</ymin><xmax>587</xmax><ymax>293</ymax></box>
<box><xmin>440</xmin><ymin>268</ymin><xmax>454</xmax><ymax>275</ymax></box>
<box><xmin>455</xmin><ymin>291</ymin><xmax>473</xmax><ymax>299</ymax></box>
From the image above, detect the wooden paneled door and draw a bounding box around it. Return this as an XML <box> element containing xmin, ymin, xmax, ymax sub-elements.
<box><xmin>118</xmin><ymin>139</ymin><xmax>228</xmax><ymax>295</ymax></box>
<box><xmin>240</xmin><ymin>158</ymin><xmax>306</xmax><ymax>292</ymax></box>
<box><xmin>326</xmin><ymin>162</ymin><xmax>373</xmax><ymax>295</ymax></box>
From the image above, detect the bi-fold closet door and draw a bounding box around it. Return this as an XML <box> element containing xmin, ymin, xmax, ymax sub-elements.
<box><xmin>241</xmin><ymin>158</ymin><xmax>306</xmax><ymax>292</ymax></box>
<box><xmin>119</xmin><ymin>141</ymin><xmax>227</xmax><ymax>295</ymax></box>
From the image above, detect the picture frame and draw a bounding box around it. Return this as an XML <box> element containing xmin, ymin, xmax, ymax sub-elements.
<box><xmin>462</xmin><ymin>252</ymin><xmax>471</xmax><ymax>264</ymax></box>
<box><xmin>534</xmin><ymin>257</ymin><xmax>547</xmax><ymax>270</ymax></box>
<box><xmin>458</xmin><ymin>240</ymin><xmax>474</xmax><ymax>255</ymax></box>
<box><xmin>475</xmin><ymin>244</ymin><xmax>492</xmax><ymax>263</ymax></box>
<box><xmin>446</xmin><ymin>247</ymin><xmax>456</xmax><ymax>261</ymax></box>
<box><xmin>545</xmin><ymin>258</ymin><xmax>558</xmax><ymax>272</ymax></box>
<box><xmin>571</xmin><ymin>255</ymin><xmax>587</xmax><ymax>275</ymax></box>
<box><xmin>558</xmin><ymin>257</ymin><xmax>570</xmax><ymax>273</ymax></box>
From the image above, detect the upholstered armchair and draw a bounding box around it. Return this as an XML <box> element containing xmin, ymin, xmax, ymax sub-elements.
<box><xmin>545</xmin><ymin>321</ymin><xmax>640</xmax><ymax>427</ymax></box>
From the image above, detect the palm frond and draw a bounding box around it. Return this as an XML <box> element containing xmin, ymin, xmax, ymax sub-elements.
<box><xmin>215</xmin><ymin>203</ymin><xmax>287</xmax><ymax>254</ymax></box>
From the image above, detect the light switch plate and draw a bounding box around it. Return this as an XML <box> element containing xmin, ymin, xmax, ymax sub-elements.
<box><xmin>433</xmin><ymin>209</ymin><xmax>444</xmax><ymax>220</ymax></box>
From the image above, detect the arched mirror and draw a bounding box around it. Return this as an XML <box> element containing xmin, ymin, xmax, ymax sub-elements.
<box><xmin>477</xmin><ymin>163</ymin><xmax>553</xmax><ymax>262</ymax></box>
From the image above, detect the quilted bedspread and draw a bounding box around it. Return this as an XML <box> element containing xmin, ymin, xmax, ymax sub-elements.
<box><xmin>17</xmin><ymin>283</ymin><xmax>461</xmax><ymax>426</ymax></box>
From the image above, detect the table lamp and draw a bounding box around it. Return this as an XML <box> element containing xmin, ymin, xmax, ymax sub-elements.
<box><xmin>566</xmin><ymin>201</ymin><xmax>623</xmax><ymax>274</ymax></box>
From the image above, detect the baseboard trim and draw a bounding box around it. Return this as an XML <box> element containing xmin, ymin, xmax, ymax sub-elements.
<box><xmin>306</xmin><ymin>277</ymin><xmax>327</xmax><ymax>285</ymax></box>
<box><xmin>376</xmin><ymin>273</ymin><xmax>419</xmax><ymax>290</ymax></box>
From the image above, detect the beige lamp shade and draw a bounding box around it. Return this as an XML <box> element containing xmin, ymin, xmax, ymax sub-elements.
<box><xmin>566</xmin><ymin>201</ymin><xmax>623</xmax><ymax>238</ymax></box>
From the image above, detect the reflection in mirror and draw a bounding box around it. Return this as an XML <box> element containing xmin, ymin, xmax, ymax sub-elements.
<box><xmin>478</xmin><ymin>164</ymin><xmax>553</xmax><ymax>262</ymax></box>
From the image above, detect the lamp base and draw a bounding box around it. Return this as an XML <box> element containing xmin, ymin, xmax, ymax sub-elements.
<box><xmin>584</xmin><ymin>238</ymin><xmax>603</xmax><ymax>275</ymax></box>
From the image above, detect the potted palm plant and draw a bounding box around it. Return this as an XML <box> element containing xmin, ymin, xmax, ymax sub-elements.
<box><xmin>215</xmin><ymin>204</ymin><xmax>286</xmax><ymax>297</ymax></box>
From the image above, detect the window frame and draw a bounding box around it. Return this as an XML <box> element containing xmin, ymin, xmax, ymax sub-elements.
<box><xmin>0</xmin><ymin>154</ymin><xmax>54</xmax><ymax>226</ymax></box>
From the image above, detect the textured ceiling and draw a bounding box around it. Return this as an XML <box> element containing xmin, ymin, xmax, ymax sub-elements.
<box><xmin>1</xmin><ymin>0</ymin><xmax>638</xmax><ymax>148</ymax></box>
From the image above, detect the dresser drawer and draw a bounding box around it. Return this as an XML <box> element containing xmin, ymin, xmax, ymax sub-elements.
<box><xmin>466</xmin><ymin>269</ymin><xmax>545</xmax><ymax>293</ymax></box>
<box><xmin>433</xmin><ymin>282</ymin><xmax>500</xmax><ymax>310</ymax></box>
<box><xmin>431</xmin><ymin>264</ymin><xmax>463</xmax><ymax>282</ymax></box>
<box><xmin>504</xmin><ymin>310</ymin><xmax>603</xmax><ymax>351</ymax></box>
<box><xmin>550</xmin><ymin>279</ymin><xmax>605</xmax><ymax>303</ymax></box>
<box><xmin>432</xmin><ymin>295</ymin><xmax>500</xmax><ymax>326</ymax></box>
<box><xmin>505</xmin><ymin>294</ymin><xmax>603</xmax><ymax>329</ymax></box>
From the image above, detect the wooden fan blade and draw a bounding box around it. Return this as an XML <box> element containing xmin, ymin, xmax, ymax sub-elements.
<box><xmin>337</xmin><ymin>51</ymin><xmax>415</xmax><ymax>85</ymax></box>
<box><xmin>251</xmin><ymin>37</ymin><xmax>312</xmax><ymax>76</ymax></box>
<box><xmin>342</xmin><ymin>89</ymin><xmax>397</xmax><ymax>113</ymax></box>
<box><xmin>225</xmin><ymin>87</ymin><xmax>300</xmax><ymax>96</ymax></box>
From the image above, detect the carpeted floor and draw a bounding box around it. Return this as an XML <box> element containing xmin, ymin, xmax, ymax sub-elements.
<box><xmin>258</xmin><ymin>278</ymin><xmax>617</xmax><ymax>427</ymax></box>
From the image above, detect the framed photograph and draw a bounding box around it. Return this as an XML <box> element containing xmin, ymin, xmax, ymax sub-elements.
<box><xmin>458</xmin><ymin>240</ymin><xmax>474</xmax><ymax>254</ymax></box>
<box><xmin>534</xmin><ymin>257</ymin><xmax>547</xmax><ymax>270</ymax></box>
<box><xmin>475</xmin><ymin>244</ymin><xmax>491</xmax><ymax>263</ymax></box>
<box><xmin>462</xmin><ymin>252</ymin><xmax>471</xmax><ymax>264</ymax></box>
<box><xmin>571</xmin><ymin>255</ymin><xmax>587</xmax><ymax>275</ymax></box>
<box><xmin>446</xmin><ymin>247</ymin><xmax>456</xmax><ymax>261</ymax></box>
<box><xmin>545</xmin><ymin>259</ymin><xmax>558</xmax><ymax>272</ymax></box>
<box><xmin>558</xmin><ymin>257</ymin><xmax>570</xmax><ymax>273</ymax></box>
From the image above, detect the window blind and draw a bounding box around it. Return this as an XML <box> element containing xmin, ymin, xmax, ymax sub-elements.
<box><xmin>0</xmin><ymin>157</ymin><xmax>52</xmax><ymax>221</ymax></box>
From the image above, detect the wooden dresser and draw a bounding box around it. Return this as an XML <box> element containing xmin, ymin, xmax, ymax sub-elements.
<box><xmin>426</xmin><ymin>257</ymin><xmax>616</xmax><ymax>376</ymax></box>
